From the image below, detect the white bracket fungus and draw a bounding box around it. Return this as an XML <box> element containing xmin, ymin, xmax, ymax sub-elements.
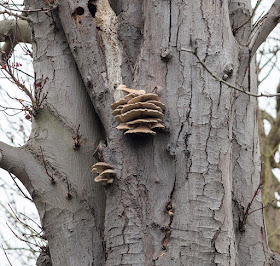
<box><xmin>111</xmin><ymin>85</ymin><xmax>166</xmax><ymax>135</ymax></box>
<box><xmin>92</xmin><ymin>162</ymin><xmax>117</xmax><ymax>184</ymax></box>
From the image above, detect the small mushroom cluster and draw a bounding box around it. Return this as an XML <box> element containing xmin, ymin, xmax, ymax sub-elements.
<box><xmin>92</xmin><ymin>162</ymin><xmax>116</xmax><ymax>184</ymax></box>
<box><xmin>111</xmin><ymin>85</ymin><xmax>166</xmax><ymax>135</ymax></box>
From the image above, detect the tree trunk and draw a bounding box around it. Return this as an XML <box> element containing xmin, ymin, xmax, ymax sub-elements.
<box><xmin>259</xmin><ymin>89</ymin><xmax>280</xmax><ymax>254</ymax></box>
<box><xmin>1</xmin><ymin>0</ymin><xmax>280</xmax><ymax>265</ymax></box>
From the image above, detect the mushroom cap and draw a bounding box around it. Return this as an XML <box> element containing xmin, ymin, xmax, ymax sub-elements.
<box><xmin>100</xmin><ymin>169</ymin><xmax>117</xmax><ymax>177</ymax></box>
<box><xmin>116</xmin><ymin>85</ymin><xmax>146</xmax><ymax>95</ymax></box>
<box><xmin>92</xmin><ymin>162</ymin><xmax>114</xmax><ymax>173</ymax></box>
<box><xmin>114</xmin><ymin>114</ymin><xmax>122</xmax><ymax>122</ymax></box>
<box><xmin>150</xmin><ymin>122</ymin><xmax>165</xmax><ymax>129</ymax></box>
<box><xmin>126</xmin><ymin>118</ymin><xmax>160</xmax><ymax>125</ymax></box>
<box><xmin>94</xmin><ymin>175</ymin><xmax>109</xmax><ymax>182</ymax></box>
<box><xmin>146</xmin><ymin>100</ymin><xmax>166</xmax><ymax>110</ymax></box>
<box><xmin>116</xmin><ymin>123</ymin><xmax>134</xmax><ymax>131</ymax></box>
<box><xmin>111</xmin><ymin>94</ymin><xmax>137</xmax><ymax>110</ymax></box>
<box><xmin>125</xmin><ymin>126</ymin><xmax>156</xmax><ymax>135</ymax></box>
<box><xmin>121</xmin><ymin>102</ymin><xmax>162</xmax><ymax>114</ymax></box>
<box><xmin>120</xmin><ymin>109</ymin><xmax>163</xmax><ymax>123</ymax></box>
<box><xmin>112</xmin><ymin>106</ymin><xmax>123</xmax><ymax>116</ymax></box>
<box><xmin>94</xmin><ymin>175</ymin><xmax>114</xmax><ymax>184</ymax></box>
<box><xmin>94</xmin><ymin>169</ymin><xmax>117</xmax><ymax>183</ymax></box>
<box><xmin>127</xmin><ymin>93</ymin><xmax>160</xmax><ymax>105</ymax></box>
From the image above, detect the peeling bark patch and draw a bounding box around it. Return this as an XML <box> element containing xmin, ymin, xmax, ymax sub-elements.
<box><xmin>94</xmin><ymin>0</ymin><xmax>123</xmax><ymax>100</ymax></box>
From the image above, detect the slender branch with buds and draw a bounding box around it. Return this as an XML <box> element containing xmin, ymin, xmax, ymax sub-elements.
<box><xmin>181</xmin><ymin>48</ymin><xmax>280</xmax><ymax>98</ymax></box>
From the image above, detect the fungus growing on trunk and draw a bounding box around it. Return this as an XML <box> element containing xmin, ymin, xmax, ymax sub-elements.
<box><xmin>111</xmin><ymin>85</ymin><xmax>165</xmax><ymax>135</ymax></box>
<box><xmin>92</xmin><ymin>162</ymin><xmax>116</xmax><ymax>184</ymax></box>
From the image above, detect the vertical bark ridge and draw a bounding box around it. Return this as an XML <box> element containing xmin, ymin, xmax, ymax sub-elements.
<box><xmin>105</xmin><ymin>1</ymin><xmax>241</xmax><ymax>265</ymax></box>
<box><xmin>24</xmin><ymin>0</ymin><xmax>106</xmax><ymax>265</ymax></box>
<box><xmin>228</xmin><ymin>2</ymin><xmax>268</xmax><ymax>264</ymax></box>
<box><xmin>232</xmin><ymin>76</ymin><xmax>267</xmax><ymax>264</ymax></box>
<box><xmin>139</xmin><ymin>1</ymin><xmax>237</xmax><ymax>265</ymax></box>
<box><xmin>103</xmin><ymin>0</ymin><xmax>172</xmax><ymax>264</ymax></box>
<box><xmin>56</xmin><ymin>0</ymin><xmax>114</xmax><ymax>134</ymax></box>
<box><xmin>94</xmin><ymin>0</ymin><xmax>124</xmax><ymax>101</ymax></box>
<box><xmin>114</xmin><ymin>0</ymin><xmax>143</xmax><ymax>86</ymax></box>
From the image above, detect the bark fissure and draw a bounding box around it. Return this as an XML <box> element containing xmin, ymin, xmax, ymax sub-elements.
<box><xmin>161</xmin><ymin>172</ymin><xmax>176</xmax><ymax>251</ymax></box>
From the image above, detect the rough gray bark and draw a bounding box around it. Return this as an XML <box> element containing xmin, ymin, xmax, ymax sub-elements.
<box><xmin>1</xmin><ymin>0</ymin><xmax>280</xmax><ymax>265</ymax></box>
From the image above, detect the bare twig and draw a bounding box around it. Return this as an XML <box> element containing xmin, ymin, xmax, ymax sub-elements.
<box><xmin>259</xmin><ymin>54</ymin><xmax>276</xmax><ymax>72</ymax></box>
<box><xmin>181</xmin><ymin>48</ymin><xmax>280</xmax><ymax>98</ymax></box>
<box><xmin>259</xmin><ymin>58</ymin><xmax>278</xmax><ymax>84</ymax></box>
<box><xmin>1</xmin><ymin>63</ymin><xmax>35</xmax><ymax>104</ymax></box>
<box><xmin>32</xmin><ymin>74</ymin><xmax>48</xmax><ymax>113</ymax></box>
<box><xmin>19</xmin><ymin>212</ymin><xmax>42</xmax><ymax>230</ymax></box>
<box><xmin>252</xmin><ymin>11</ymin><xmax>266</xmax><ymax>30</ymax></box>
<box><xmin>3</xmin><ymin>71</ymin><xmax>48</xmax><ymax>120</ymax></box>
<box><xmin>8</xmin><ymin>204</ymin><xmax>40</xmax><ymax>235</ymax></box>
<box><xmin>72</xmin><ymin>124</ymin><xmax>88</xmax><ymax>150</ymax></box>
<box><xmin>253</xmin><ymin>0</ymin><xmax>264</xmax><ymax>14</ymax></box>
<box><xmin>7</xmin><ymin>205</ymin><xmax>44</xmax><ymax>244</ymax></box>
<box><xmin>233</xmin><ymin>0</ymin><xmax>262</xmax><ymax>35</ymax></box>
<box><xmin>8</xmin><ymin>173</ymin><xmax>33</xmax><ymax>201</ymax></box>
<box><xmin>248</xmin><ymin>200</ymin><xmax>274</xmax><ymax>216</ymax></box>
<box><xmin>9</xmin><ymin>64</ymin><xmax>33</xmax><ymax>78</ymax></box>
<box><xmin>249</xmin><ymin>1</ymin><xmax>280</xmax><ymax>57</ymax></box>
<box><xmin>0</xmin><ymin>3</ymin><xmax>57</xmax><ymax>13</ymax></box>
<box><xmin>0</xmin><ymin>104</ymin><xmax>23</xmax><ymax>111</ymax></box>
<box><xmin>40</xmin><ymin>146</ymin><xmax>56</xmax><ymax>184</ymax></box>
<box><xmin>1</xmin><ymin>245</ymin><xmax>13</xmax><ymax>266</ymax></box>
<box><xmin>0</xmin><ymin>10</ymin><xmax>30</xmax><ymax>21</ymax></box>
<box><xmin>6</xmin><ymin>223</ymin><xmax>41</xmax><ymax>250</ymax></box>
<box><xmin>239</xmin><ymin>179</ymin><xmax>263</xmax><ymax>231</ymax></box>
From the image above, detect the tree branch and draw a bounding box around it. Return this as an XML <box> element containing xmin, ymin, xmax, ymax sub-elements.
<box><xmin>0</xmin><ymin>141</ymin><xmax>33</xmax><ymax>191</ymax></box>
<box><xmin>261</xmin><ymin>110</ymin><xmax>275</xmax><ymax>125</ymax></box>
<box><xmin>0</xmin><ymin>19</ymin><xmax>31</xmax><ymax>60</ymax></box>
<box><xmin>276</xmin><ymin>81</ymin><xmax>280</xmax><ymax>113</ymax></box>
<box><xmin>0</xmin><ymin>141</ymin><xmax>23</xmax><ymax>172</ymax></box>
<box><xmin>249</xmin><ymin>0</ymin><xmax>280</xmax><ymax>57</ymax></box>
<box><xmin>56</xmin><ymin>0</ymin><xmax>121</xmax><ymax>134</ymax></box>
<box><xmin>181</xmin><ymin>48</ymin><xmax>280</xmax><ymax>98</ymax></box>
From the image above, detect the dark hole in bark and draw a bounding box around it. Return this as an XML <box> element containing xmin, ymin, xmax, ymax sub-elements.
<box><xmin>75</xmin><ymin>6</ymin><xmax>84</xmax><ymax>16</ymax></box>
<box><xmin>88</xmin><ymin>1</ymin><xmax>97</xmax><ymax>17</ymax></box>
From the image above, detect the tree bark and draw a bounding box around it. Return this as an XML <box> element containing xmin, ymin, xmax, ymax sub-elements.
<box><xmin>1</xmin><ymin>0</ymin><xmax>280</xmax><ymax>265</ymax></box>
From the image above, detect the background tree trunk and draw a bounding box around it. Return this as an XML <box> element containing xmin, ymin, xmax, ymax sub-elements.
<box><xmin>1</xmin><ymin>0</ymin><xmax>280</xmax><ymax>265</ymax></box>
<box><xmin>259</xmin><ymin>82</ymin><xmax>280</xmax><ymax>254</ymax></box>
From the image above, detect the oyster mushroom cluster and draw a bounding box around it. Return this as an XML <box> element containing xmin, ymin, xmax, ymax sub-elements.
<box><xmin>92</xmin><ymin>162</ymin><xmax>116</xmax><ymax>184</ymax></box>
<box><xmin>111</xmin><ymin>85</ymin><xmax>166</xmax><ymax>135</ymax></box>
